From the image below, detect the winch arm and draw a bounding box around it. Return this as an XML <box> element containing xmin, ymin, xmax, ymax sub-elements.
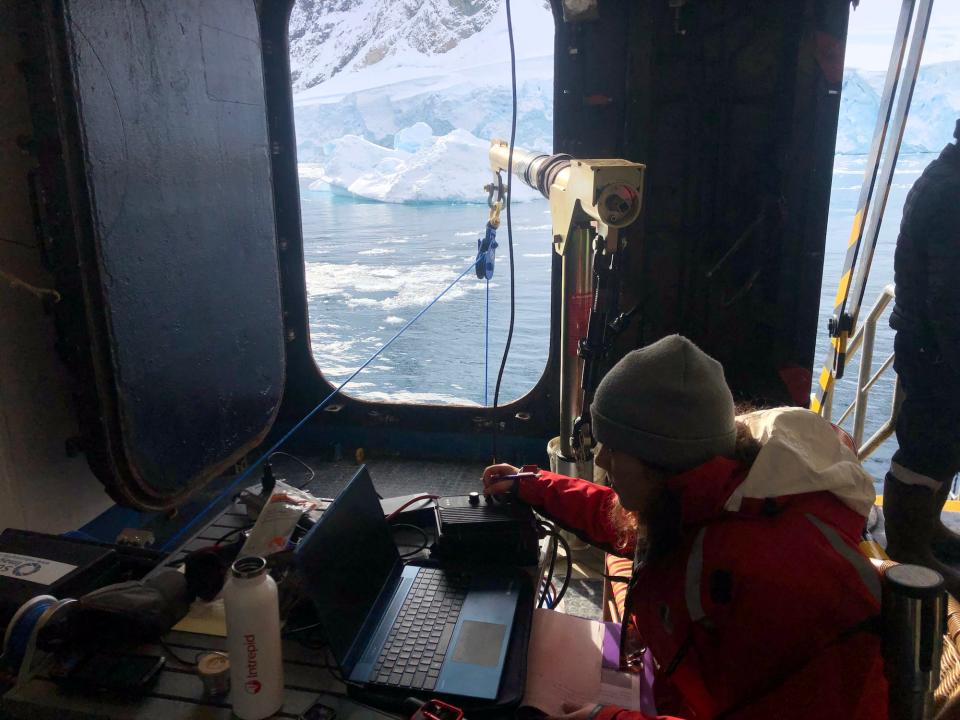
<box><xmin>487</xmin><ymin>140</ymin><xmax>646</xmax><ymax>465</ymax></box>
<box><xmin>488</xmin><ymin>139</ymin><xmax>644</xmax><ymax>254</ymax></box>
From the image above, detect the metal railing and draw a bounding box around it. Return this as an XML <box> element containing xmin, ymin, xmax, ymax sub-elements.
<box><xmin>824</xmin><ymin>284</ymin><xmax>903</xmax><ymax>460</ymax></box>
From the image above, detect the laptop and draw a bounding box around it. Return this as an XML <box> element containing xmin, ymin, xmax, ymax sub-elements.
<box><xmin>295</xmin><ymin>466</ymin><xmax>522</xmax><ymax>700</ymax></box>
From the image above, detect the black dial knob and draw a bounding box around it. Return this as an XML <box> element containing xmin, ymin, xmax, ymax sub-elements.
<box><xmin>468</xmin><ymin>491</ymin><xmax>480</xmax><ymax>506</ymax></box>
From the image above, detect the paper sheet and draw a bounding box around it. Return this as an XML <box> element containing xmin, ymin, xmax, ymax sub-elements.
<box><xmin>172</xmin><ymin>598</ymin><xmax>227</xmax><ymax>637</ymax></box>
<box><xmin>520</xmin><ymin>609</ymin><xmax>651</xmax><ymax>717</ymax></box>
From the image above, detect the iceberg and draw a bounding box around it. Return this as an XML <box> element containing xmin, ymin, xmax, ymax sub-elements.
<box><xmin>308</xmin><ymin>126</ymin><xmax>542</xmax><ymax>204</ymax></box>
<box><xmin>307</xmin><ymin>134</ymin><xmax>408</xmax><ymax>191</ymax></box>
<box><xmin>394</xmin><ymin>122</ymin><xmax>435</xmax><ymax>153</ymax></box>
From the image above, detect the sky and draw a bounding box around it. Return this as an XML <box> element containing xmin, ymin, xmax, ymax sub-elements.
<box><xmin>845</xmin><ymin>1</ymin><xmax>960</xmax><ymax>69</ymax></box>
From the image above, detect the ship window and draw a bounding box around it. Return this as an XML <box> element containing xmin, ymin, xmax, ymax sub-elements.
<box><xmin>289</xmin><ymin>1</ymin><xmax>555</xmax><ymax>406</ymax></box>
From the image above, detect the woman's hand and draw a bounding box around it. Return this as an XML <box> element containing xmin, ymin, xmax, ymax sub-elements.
<box><xmin>547</xmin><ymin>702</ymin><xmax>603</xmax><ymax>719</ymax></box>
<box><xmin>482</xmin><ymin>463</ymin><xmax>520</xmax><ymax>497</ymax></box>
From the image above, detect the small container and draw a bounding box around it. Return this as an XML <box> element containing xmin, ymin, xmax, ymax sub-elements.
<box><xmin>197</xmin><ymin>651</ymin><xmax>230</xmax><ymax>698</ymax></box>
<box><xmin>223</xmin><ymin>556</ymin><xmax>284</xmax><ymax>719</ymax></box>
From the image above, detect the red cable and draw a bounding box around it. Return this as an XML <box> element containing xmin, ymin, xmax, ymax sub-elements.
<box><xmin>385</xmin><ymin>494</ymin><xmax>439</xmax><ymax>523</ymax></box>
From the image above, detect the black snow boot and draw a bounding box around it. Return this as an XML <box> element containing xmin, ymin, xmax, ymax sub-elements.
<box><xmin>883</xmin><ymin>472</ymin><xmax>960</xmax><ymax>598</ymax></box>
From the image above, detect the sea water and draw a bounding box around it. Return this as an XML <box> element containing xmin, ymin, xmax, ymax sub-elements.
<box><xmin>300</xmin><ymin>189</ymin><xmax>553</xmax><ymax>406</ymax></box>
<box><xmin>301</xmin><ymin>152</ymin><xmax>941</xmax><ymax>485</ymax></box>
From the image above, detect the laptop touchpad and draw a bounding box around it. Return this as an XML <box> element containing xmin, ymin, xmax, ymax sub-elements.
<box><xmin>450</xmin><ymin>621</ymin><xmax>506</xmax><ymax>667</ymax></box>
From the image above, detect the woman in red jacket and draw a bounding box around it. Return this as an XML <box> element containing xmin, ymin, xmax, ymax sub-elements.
<box><xmin>483</xmin><ymin>335</ymin><xmax>886</xmax><ymax>720</ymax></box>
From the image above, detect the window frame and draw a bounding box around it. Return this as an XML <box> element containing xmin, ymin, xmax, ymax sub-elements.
<box><xmin>259</xmin><ymin>0</ymin><xmax>563</xmax><ymax>463</ymax></box>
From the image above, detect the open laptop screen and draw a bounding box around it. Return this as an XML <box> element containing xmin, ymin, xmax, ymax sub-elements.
<box><xmin>295</xmin><ymin>466</ymin><xmax>401</xmax><ymax>670</ymax></box>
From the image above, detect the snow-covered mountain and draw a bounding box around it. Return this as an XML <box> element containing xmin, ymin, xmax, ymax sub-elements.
<box><xmin>289</xmin><ymin>0</ymin><xmax>504</xmax><ymax>91</ymax></box>
<box><xmin>287</xmin><ymin>0</ymin><xmax>958</xmax><ymax>202</ymax></box>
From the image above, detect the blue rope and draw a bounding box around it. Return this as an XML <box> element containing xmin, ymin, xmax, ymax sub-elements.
<box><xmin>160</xmin><ymin>252</ymin><xmax>484</xmax><ymax>553</ymax></box>
<box><xmin>484</xmin><ymin>279</ymin><xmax>490</xmax><ymax>406</ymax></box>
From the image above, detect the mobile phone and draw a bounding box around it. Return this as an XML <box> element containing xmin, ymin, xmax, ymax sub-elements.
<box><xmin>53</xmin><ymin>652</ymin><xmax>165</xmax><ymax>696</ymax></box>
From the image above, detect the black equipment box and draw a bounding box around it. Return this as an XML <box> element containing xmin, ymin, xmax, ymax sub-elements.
<box><xmin>0</xmin><ymin>529</ymin><xmax>161</xmax><ymax>628</ymax></box>
<box><xmin>433</xmin><ymin>494</ymin><xmax>540</xmax><ymax>566</ymax></box>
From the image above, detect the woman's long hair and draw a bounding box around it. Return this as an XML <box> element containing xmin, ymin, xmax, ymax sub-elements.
<box><xmin>608</xmin><ymin>418</ymin><xmax>762</xmax><ymax>560</ymax></box>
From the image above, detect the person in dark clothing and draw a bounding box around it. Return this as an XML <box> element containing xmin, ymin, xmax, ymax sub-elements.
<box><xmin>883</xmin><ymin>119</ymin><xmax>960</xmax><ymax>594</ymax></box>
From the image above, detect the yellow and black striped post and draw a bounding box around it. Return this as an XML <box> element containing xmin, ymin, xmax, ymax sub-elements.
<box><xmin>812</xmin><ymin>0</ymin><xmax>931</xmax><ymax>416</ymax></box>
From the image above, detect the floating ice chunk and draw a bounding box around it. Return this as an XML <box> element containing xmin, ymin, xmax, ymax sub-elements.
<box><xmin>304</xmin><ymin>260</ymin><xmax>481</xmax><ymax>310</ymax></box>
<box><xmin>315</xmin><ymin>134</ymin><xmax>410</xmax><ymax>190</ymax></box>
<box><xmin>346</xmin><ymin>389</ymin><xmax>480</xmax><ymax>406</ymax></box>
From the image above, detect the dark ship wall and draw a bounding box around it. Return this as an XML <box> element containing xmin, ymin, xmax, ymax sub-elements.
<box><xmin>552</xmin><ymin>0</ymin><xmax>850</xmax><ymax>406</ymax></box>
<box><xmin>0</xmin><ymin>0</ymin><xmax>854</xmax><ymax>515</ymax></box>
<box><xmin>0</xmin><ymin>7</ymin><xmax>111</xmax><ymax>532</ymax></box>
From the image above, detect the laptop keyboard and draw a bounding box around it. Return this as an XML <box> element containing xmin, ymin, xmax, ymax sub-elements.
<box><xmin>372</xmin><ymin>568</ymin><xmax>468</xmax><ymax>690</ymax></box>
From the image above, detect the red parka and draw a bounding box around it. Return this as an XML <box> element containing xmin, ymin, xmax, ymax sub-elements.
<box><xmin>518</xmin><ymin>408</ymin><xmax>887</xmax><ymax>720</ymax></box>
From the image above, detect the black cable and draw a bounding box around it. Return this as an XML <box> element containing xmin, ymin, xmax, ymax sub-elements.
<box><xmin>1</xmin><ymin>235</ymin><xmax>37</xmax><ymax>249</ymax></box>
<box><xmin>288</xmin><ymin>616</ymin><xmax>329</xmax><ymax>650</ymax></box>
<box><xmin>553</xmin><ymin>531</ymin><xmax>573</xmax><ymax>606</ymax></box>
<box><xmin>269</xmin><ymin>450</ymin><xmax>316</xmax><ymax>489</ymax></box>
<box><xmin>538</xmin><ymin>521</ymin><xmax>563</xmax><ymax>608</ymax></box>
<box><xmin>491</xmin><ymin>0</ymin><xmax>518</xmax><ymax>462</ymax></box>
<box><xmin>539</xmin><ymin>531</ymin><xmax>559</xmax><ymax>609</ymax></box>
<box><xmin>216</xmin><ymin>525</ymin><xmax>251</xmax><ymax>545</ymax></box>
<box><xmin>326</xmin><ymin>661</ymin><xmax>353</xmax><ymax>686</ymax></box>
<box><xmin>283</xmin><ymin>620</ymin><xmax>325</xmax><ymax>637</ymax></box>
<box><xmin>545</xmin><ymin>534</ymin><xmax>560</xmax><ymax>608</ymax></box>
<box><xmin>390</xmin><ymin>524</ymin><xmax>431</xmax><ymax>558</ymax></box>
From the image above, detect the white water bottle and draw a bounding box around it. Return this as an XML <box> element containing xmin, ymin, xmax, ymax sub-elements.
<box><xmin>223</xmin><ymin>556</ymin><xmax>284</xmax><ymax>719</ymax></box>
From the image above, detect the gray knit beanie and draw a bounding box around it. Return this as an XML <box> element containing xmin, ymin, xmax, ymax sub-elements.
<box><xmin>591</xmin><ymin>335</ymin><xmax>736</xmax><ymax>472</ymax></box>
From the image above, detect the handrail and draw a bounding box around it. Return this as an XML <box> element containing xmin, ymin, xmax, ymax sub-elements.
<box><xmin>823</xmin><ymin>284</ymin><xmax>901</xmax><ymax>460</ymax></box>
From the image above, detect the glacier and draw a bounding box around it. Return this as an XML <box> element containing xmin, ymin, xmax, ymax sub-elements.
<box><xmin>836</xmin><ymin>62</ymin><xmax>960</xmax><ymax>154</ymax></box>
<box><xmin>305</xmin><ymin>127</ymin><xmax>542</xmax><ymax>204</ymax></box>
<box><xmin>290</xmin><ymin>0</ymin><xmax>960</xmax><ymax>202</ymax></box>
<box><xmin>293</xmin><ymin>54</ymin><xmax>555</xmax><ymax>165</ymax></box>
<box><xmin>292</xmin><ymin>0</ymin><xmax>555</xmax><ymax>172</ymax></box>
